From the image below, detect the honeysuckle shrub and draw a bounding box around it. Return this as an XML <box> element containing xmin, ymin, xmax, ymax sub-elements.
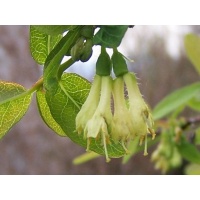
<box><xmin>1</xmin><ymin>26</ymin><xmax>200</xmax><ymax>174</ymax></box>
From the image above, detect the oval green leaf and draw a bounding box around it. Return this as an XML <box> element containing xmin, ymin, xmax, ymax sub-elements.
<box><xmin>0</xmin><ymin>81</ymin><xmax>32</xmax><ymax>139</ymax></box>
<box><xmin>153</xmin><ymin>82</ymin><xmax>200</xmax><ymax>120</ymax></box>
<box><xmin>30</xmin><ymin>26</ymin><xmax>62</xmax><ymax>65</ymax></box>
<box><xmin>45</xmin><ymin>73</ymin><xmax>126</xmax><ymax>158</ymax></box>
<box><xmin>36</xmin><ymin>88</ymin><xmax>66</xmax><ymax>137</ymax></box>
<box><xmin>33</xmin><ymin>25</ymin><xmax>78</xmax><ymax>36</ymax></box>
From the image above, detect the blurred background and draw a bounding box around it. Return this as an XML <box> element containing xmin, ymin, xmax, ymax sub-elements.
<box><xmin>0</xmin><ymin>25</ymin><xmax>199</xmax><ymax>175</ymax></box>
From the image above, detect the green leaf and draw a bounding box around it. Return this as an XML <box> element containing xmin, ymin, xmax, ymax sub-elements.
<box><xmin>36</xmin><ymin>88</ymin><xmax>66</xmax><ymax>137</ymax></box>
<box><xmin>0</xmin><ymin>81</ymin><xmax>32</xmax><ymax>138</ymax></box>
<box><xmin>153</xmin><ymin>82</ymin><xmax>200</xmax><ymax>120</ymax></box>
<box><xmin>43</xmin><ymin>28</ymin><xmax>81</xmax><ymax>91</ymax></box>
<box><xmin>187</xmin><ymin>93</ymin><xmax>200</xmax><ymax>111</ymax></box>
<box><xmin>45</xmin><ymin>73</ymin><xmax>126</xmax><ymax>158</ymax></box>
<box><xmin>33</xmin><ymin>25</ymin><xmax>78</xmax><ymax>36</ymax></box>
<box><xmin>30</xmin><ymin>26</ymin><xmax>62</xmax><ymax>65</ymax></box>
<box><xmin>184</xmin><ymin>34</ymin><xmax>200</xmax><ymax>75</ymax></box>
<box><xmin>177</xmin><ymin>137</ymin><xmax>200</xmax><ymax>164</ymax></box>
<box><xmin>93</xmin><ymin>25</ymin><xmax>128</xmax><ymax>48</ymax></box>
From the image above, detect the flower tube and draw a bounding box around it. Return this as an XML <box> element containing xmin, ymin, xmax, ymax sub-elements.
<box><xmin>123</xmin><ymin>72</ymin><xmax>155</xmax><ymax>155</ymax></box>
<box><xmin>84</xmin><ymin>76</ymin><xmax>113</xmax><ymax>162</ymax></box>
<box><xmin>76</xmin><ymin>75</ymin><xmax>101</xmax><ymax>136</ymax></box>
<box><xmin>111</xmin><ymin>76</ymin><xmax>135</xmax><ymax>153</ymax></box>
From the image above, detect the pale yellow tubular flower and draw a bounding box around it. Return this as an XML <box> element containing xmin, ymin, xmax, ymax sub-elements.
<box><xmin>123</xmin><ymin>72</ymin><xmax>155</xmax><ymax>155</ymax></box>
<box><xmin>84</xmin><ymin>76</ymin><xmax>113</xmax><ymax>162</ymax></box>
<box><xmin>111</xmin><ymin>76</ymin><xmax>135</xmax><ymax>153</ymax></box>
<box><xmin>75</xmin><ymin>75</ymin><xmax>101</xmax><ymax>136</ymax></box>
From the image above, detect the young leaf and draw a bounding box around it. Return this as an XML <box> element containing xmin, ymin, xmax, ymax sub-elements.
<box><xmin>153</xmin><ymin>82</ymin><xmax>200</xmax><ymax>120</ymax></box>
<box><xmin>184</xmin><ymin>34</ymin><xmax>200</xmax><ymax>75</ymax></box>
<box><xmin>177</xmin><ymin>137</ymin><xmax>200</xmax><ymax>164</ymax></box>
<box><xmin>43</xmin><ymin>28</ymin><xmax>81</xmax><ymax>91</ymax></box>
<box><xmin>33</xmin><ymin>25</ymin><xmax>77</xmax><ymax>36</ymax></box>
<box><xmin>0</xmin><ymin>81</ymin><xmax>32</xmax><ymax>138</ymax></box>
<box><xmin>93</xmin><ymin>25</ymin><xmax>129</xmax><ymax>48</ymax></box>
<box><xmin>36</xmin><ymin>88</ymin><xmax>66</xmax><ymax>137</ymax></box>
<box><xmin>45</xmin><ymin>73</ymin><xmax>126</xmax><ymax>158</ymax></box>
<box><xmin>30</xmin><ymin>26</ymin><xmax>62</xmax><ymax>65</ymax></box>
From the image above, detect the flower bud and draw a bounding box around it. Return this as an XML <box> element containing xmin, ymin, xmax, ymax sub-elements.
<box><xmin>80</xmin><ymin>39</ymin><xmax>93</xmax><ymax>62</ymax></box>
<box><xmin>70</xmin><ymin>37</ymin><xmax>85</xmax><ymax>61</ymax></box>
<box><xmin>81</xmin><ymin>26</ymin><xmax>94</xmax><ymax>39</ymax></box>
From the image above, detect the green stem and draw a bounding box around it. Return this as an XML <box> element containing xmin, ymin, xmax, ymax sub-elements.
<box><xmin>28</xmin><ymin>77</ymin><xmax>44</xmax><ymax>94</ymax></box>
<box><xmin>57</xmin><ymin>58</ymin><xmax>75</xmax><ymax>79</ymax></box>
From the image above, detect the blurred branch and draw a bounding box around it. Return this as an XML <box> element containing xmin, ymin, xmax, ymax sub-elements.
<box><xmin>155</xmin><ymin>115</ymin><xmax>200</xmax><ymax>136</ymax></box>
<box><xmin>181</xmin><ymin>115</ymin><xmax>200</xmax><ymax>129</ymax></box>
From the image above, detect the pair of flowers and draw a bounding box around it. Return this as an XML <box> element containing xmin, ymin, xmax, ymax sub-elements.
<box><xmin>76</xmin><ymin>71</ymin><xmax>155</xmax><ymax>162</ymax></box>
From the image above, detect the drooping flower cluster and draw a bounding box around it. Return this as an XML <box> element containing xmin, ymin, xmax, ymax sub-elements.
<box><xmin>76</xmin><ymin>71</ymin><xmax>155</xmax><ymax>162</ymax></box>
